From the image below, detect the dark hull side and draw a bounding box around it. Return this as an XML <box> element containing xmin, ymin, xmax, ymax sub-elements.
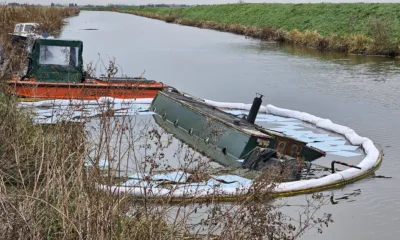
<box><xmin>153</xmin><ymin>114</ymin><xmax>242</xmax><ymax>168</ymax></box>
<box><xmin>151</xmin><ymin>91</ymin><xmax>270</xmax><ymax>165</ymax></box>
<box><xmin>11</xmin><ymin>35</ymin><xmax>28</xmax><ymax>45</ymax></box>
<box><xmin>153</xmin><ymin>115</ymin><xmax>305</xmax><ymax>182</ymax></box>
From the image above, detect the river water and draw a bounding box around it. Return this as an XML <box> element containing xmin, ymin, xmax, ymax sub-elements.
<box><xmin>61</xmin><ymin>11</ymin><xmax>399</xmax><ymax>239</ymax></box>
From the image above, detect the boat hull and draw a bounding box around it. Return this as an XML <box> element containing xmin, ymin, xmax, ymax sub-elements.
<box><xmin>150</xmin><ymin>91</ymin><xmax>325</xmax><ymax>164</ymax></box>
<box><xmin>153</xmin><ymin>114</ymin><xmax>242</xmax><ymax>168</ymax></box>
<box><xmin>10</xmin><ymin>34</ymin><xmax>28</xmax><ymax>45</ymax></box>
<box><xmin>151</xmin><ymin>91</ymin><xmax>273</xmax><ymax>167</ymax></box>
<box><xmin>7</xmin><ymin>79</ymin><xmax>167</xmax><ymax>99</ymax></box>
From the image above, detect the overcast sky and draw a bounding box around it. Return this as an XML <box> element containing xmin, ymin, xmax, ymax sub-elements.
<box><xmin>4</xmin><ymin>0</ymin><xmax>400</xmax><ymax>6</ymax></box>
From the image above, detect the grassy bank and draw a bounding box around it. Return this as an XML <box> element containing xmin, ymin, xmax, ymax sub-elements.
<box><xmin>99</xmin><ymin>3</ymin><xmax>400</xmax><ymax>56</ymax></box>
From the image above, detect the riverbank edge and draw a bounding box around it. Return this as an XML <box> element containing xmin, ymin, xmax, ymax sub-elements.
<box><xmin>85</xmin><ymin>7</ymin><xmax>399</xmax><ymax>57</ymax></box>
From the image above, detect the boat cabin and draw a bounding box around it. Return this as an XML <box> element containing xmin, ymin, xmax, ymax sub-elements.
<box><xmin>8</xmin><ymin>38</ymin><xmax>167</xmax><ymax>99</ymax></box>
<box><xmin>26</xmin><ymin>39</ymin><xmax>83</xmax><ymax>83</ymax></box>
<box><xmin>12</xmin><ymin>23</ymin><xmax>40</xmax><ymax>38</ymax></box>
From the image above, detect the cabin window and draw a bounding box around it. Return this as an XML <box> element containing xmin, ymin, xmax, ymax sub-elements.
<box><xmin>15</xmin><ymin>25</ymin><xmax>23</xmax><ymax>33</ymax></box>
<box><xmin>291</xmin><ymin>145</ymin><xmax>298</xmax><ymax>153</ymax></box>
<box><xmin>24</xmin><ymin>25</ymin><xmax>32</xmax><ymax>33</ymax></box>
<box><xmin>39</xmin><ymin>46</ymin><xmax>79</xmax><ymax>67</ymax></box>
<box><xmin>277</xmin><ymin>141</ymin><xmax>286</xmax><ymax>152</ymax></box>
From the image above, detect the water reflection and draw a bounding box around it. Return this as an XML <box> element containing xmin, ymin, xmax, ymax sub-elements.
<box><xmin>253</xmin><ymin>40</ymin><xmax>400</xmax><ymax>65</ymax></box>
<box><xmin>329</xmin><ymin>189</ymin><xmax>361</xmax><ymax>205</ymax></box>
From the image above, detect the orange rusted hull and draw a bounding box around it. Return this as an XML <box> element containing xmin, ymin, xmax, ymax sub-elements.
<box><xmin>7</xmin><ymin>78</ymin><xmax>167</xmax><ymax>100</ymax></box>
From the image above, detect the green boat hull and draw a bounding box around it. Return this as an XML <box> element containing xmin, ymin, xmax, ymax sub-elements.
<box><xmin>153</xmin><ymin>114</ymin><xmax>242</xmax><ymax>167</ymax></box>
<box><xmin>150</xmin><ymin>91</ymin><xmax>325</xmax><ymax>165</ymax></box>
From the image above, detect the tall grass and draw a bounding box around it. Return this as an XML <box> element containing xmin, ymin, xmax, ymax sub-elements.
<box><xmin>106</xmin><ymin>3</ymin><xmax>400</xmax><ymax>56</ymax></box>
<box><xmin>0</xmin><ymin>94</ymin><xmax>174</xmax><ymax>239</ymax></box>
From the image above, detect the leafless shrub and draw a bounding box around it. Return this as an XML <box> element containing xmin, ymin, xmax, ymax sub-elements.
<box><xmin>165</xmin><ymin>15</ymin><xmax>177</xmax><ymax>23</ymax></box>
<box><xmin>260</xmin><ymin>27</ymin><xmax>279</xmax><ymax>41</ymax></box>
<box><xmin>368</xmin><ymin>17</ymin><xmax>398</xmax><ymax>55</ymax></box>
<box><xmin>368</xmin><ymin>17</ymin><xmax>391</xmax><ymax>47</ymax></box>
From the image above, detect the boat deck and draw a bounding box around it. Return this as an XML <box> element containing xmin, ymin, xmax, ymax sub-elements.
<box><xmin>224</xmin><ymin>109</ymin><xmax>364</xmax><ymax>167</ymax></box>
<box><xmin>162</xmin><ymin>91</ymin><xmax>271</xmax><ymax>138</ymax></box>
<box><xmin>95</xmin><ymin>77</ymin><xmax>158</xmax><ymax>84</ymax></box>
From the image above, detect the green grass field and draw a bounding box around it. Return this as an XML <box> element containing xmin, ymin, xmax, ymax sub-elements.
<box><xmin>127</xmin><ymin>3</ymin><xmax>400</xmax><ymax>39</ymax></box>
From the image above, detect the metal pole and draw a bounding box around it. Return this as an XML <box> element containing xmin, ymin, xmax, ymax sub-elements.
<box><xmin>247</xmin><ymin>93</ymin><xmax>264</xmax><ymax>124</ymax></box>
<box><xmin>331</xmin><ymin>161</ymin><xmax>361</xmax><ymax>173</ymax></box>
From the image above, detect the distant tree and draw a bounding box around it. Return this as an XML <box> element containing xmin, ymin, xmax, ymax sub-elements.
<box><xmin>51</xmin><ymin>3</ymin><xmax>55</xmax><ymax>7</ymax></box>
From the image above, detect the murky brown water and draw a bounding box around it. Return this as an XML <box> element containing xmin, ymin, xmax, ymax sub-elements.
<box><xmin>61</xmin><ymin>11</ymin><xmax>400</xmax><ymax>239</ymax></box>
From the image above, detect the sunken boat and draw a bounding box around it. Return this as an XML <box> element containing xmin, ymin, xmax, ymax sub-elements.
<box><xmin>150</xmin><ymin>88</ymin><xmax>326</xmax><ymax>169</ymax></box>
<box><xmin>7</xmin><ymin>39</ymin><xmax>167</xmax><ymax>99</ymax></box>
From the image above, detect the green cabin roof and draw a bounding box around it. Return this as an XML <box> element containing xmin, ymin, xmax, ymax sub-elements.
<box><xmin>26</xmin><ymin>39</ymin><xmax>84</xmax><ymax>83</ymax></box>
